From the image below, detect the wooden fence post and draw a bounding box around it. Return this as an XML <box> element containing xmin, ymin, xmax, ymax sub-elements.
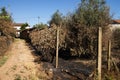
<box><xmin>107</xmin><ymin>40</ymin><xmax>111</xmax><ymax>71</ymax></box>
<box><xmin>56</xmin><ymin>27</ymin><xmax>59</xmax><ymax>68</ymax></box>
<box><xmin>98</xmin><ymin>27</ymin><xmax>102</xmax><ymax>80</ymax></box>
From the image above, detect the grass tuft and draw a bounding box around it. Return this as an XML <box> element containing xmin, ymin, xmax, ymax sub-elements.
<box><xmin>0</xmin><ymin>56</ymin><xmax>8</xmax><ymax>67</ymax></box>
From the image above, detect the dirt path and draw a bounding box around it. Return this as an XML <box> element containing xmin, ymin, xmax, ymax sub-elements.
<box><xmin>0</xmin><ymin>39</ymin><xmax>49</xmax><ymax>80</ymax></box>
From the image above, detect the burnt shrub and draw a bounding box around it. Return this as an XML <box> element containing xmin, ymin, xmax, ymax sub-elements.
<box><xmin>65</xmin><ymin>26</ymin><xmax>98</xmax><ymax>59</ymax></box>
<box><xmin>29</xmin><ymin>0</ymin><xmax>112</xmax><ymax>61</ymax></box>
<box><xmin>112</xmin><ymin>28</ymin><xmax>120</xmax><ymax>49</ymax></box>
<box><xmin>0</xmin><ymin>36</ymin><xmax>14</xmax><ymax>56</ymax></box>
<box><xmin>64</xmin><ymin>0</ymin><xmax>111</xmax><ymax>58</ymax></box>
<box><xmin>0</xmin><ymin>37</ymin><xmax>8</xmax><ymax>56</ymax></box>
<box><xmin>59</xmin><ymin>47</ymin><xmax>71</xmax><ymax>60</ymax></box>
<box><xmin>20</xmin><ymin>29</ymin><xmax>31</xmax><ymax>42</ymax></box>
<box><xmin>29</xmin><ymin>26</ymin><xmax>66</xmax><ymax>62</ymax></box>
<box><xmin>0</xmin><ymin>13</ymin><xmax>16</xmax><ymax>56</ymax></box>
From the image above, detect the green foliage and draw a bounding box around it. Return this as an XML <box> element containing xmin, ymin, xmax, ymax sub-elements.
<box><xmin>104</xmin><ymin>76</ymin><xmax>114</xmax><ymax>80</ymax></box>
<box><xmin>0</xmin><ymin>7</ymin><xmax>8</xmax><ymax>16</ymax></box>
<box><xmin>0</xmin><ymin>7</ymin><xmax>12</xmax><ymax>21</ymax></box>
<box><xmin>49</xmin><ymin>10</ymin><xmax>62</xmax><ymax>26</ymax></box>
<box><xmin>65</xmin><ymin>0</ymin><xmax>111</xmax><ymax>57</ymax></box>
<box><xmin>33</xmin><ymin>23</ymin><xmax>47</xmax><ymax>30</ymax></box>
<box><xmin>0</xmin><ymin>56</ymin><xmax>8</xmax><ymax>67</ymax></box>
<box><xmin>0</xmin><ymin>7</ymin><xmax>16</xmax><ymax>37</ymax></box>
<box><xmin>73</xmin><ymin>0</ymin><xmax>110</xmax><ymax>27</ymax></box>
<box><xmin>20</xmin><ymin>23</ymin><xmax>29</xmax><ymax>31</ymax></box>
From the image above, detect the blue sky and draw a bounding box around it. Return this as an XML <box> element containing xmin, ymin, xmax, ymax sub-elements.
<box><xmin>0</xmin><ymin>0</ymin><xmax>120</xmax><ymax>27</ymax></box>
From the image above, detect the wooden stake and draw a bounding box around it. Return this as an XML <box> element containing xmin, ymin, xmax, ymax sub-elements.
<box><xmin>98</xmin><ymin>27</ymin><xmax>102</xmax><ymax>80</ymax></box>
<box><xmin>56</xmin><ymin>27</ymin><xmax>59</xmax><ymax>68</ymax></box>
<box><xmin>107</xmin><ymin>40</ymin><xmax>111</xmax><ymax>71</ymax></box>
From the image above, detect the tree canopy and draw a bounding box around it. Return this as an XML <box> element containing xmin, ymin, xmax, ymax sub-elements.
<box><xmin>0</xmin><ymin>7</ymin><xmax>12</xmax><ymax>21</ymax></box>
<box><xmin>33</xmin><ymin>23</ymin><xmax>48</xmax><ymax>30</ymax></box>
<box><xmin>72</xmin><ymin>0</ymin><xmax>111</xmax><ymax>27</ymax></box>
<box><xmin>0</xmin><ymin>7</ymin><xmax>15</xmax><ymax>37</ymax></box>
<box><xmin>20</xmin><ymin>23</ymin><xmax>29</xmax><ymax>31</ymax></box>
<box><xmin>65</xmin><ymin>0</ymin><xmax>111</xmax><ymax>57</ymax></box>
<box><xmin>49</xmin><ymin>10</ymin><xmax>63</xmax><ymax>26</ymax></box>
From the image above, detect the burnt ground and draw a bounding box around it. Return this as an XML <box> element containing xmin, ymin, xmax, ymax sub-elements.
<box><xmin>33</xmin><ymin>49</ymin><xmax>120</xmax><ymax>80</ymax></box>
<box><xmin>28</xmin><ymin>41</ymin><xmax>120</xmax><ymax>80</ymax></box>
<box><xmin>42</xmin><ymin>59</ymin><xmax>96</xmax><ymax>80</ymax></box>
<box><xmin>34</xmin><ymin>52</ymin><xmax>97</xmax><ymax>80</ymax></box>
<box><xmin>102</xmin><ymin>49</ymin><xmax>120</xmax><ymax>80</ymax></box>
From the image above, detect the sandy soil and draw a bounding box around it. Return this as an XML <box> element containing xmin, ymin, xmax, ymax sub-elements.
<box><xmin>0</xmin><ymin>39</ymin><xmax>50</xmax><ymax>80</ymax></box>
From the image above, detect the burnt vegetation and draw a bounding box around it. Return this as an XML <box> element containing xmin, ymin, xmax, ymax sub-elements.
<box><xmin>19</xmin><ymin>0</ymin><xmax>120</xmax><ymax>79</ymax></box>
<box><xmin>29</xmin><ymin>25</ymin><xmax>66</xmax><ymax>62</ymax></box>
<box><xmin>0</xmin><ymin>7</ymin><xmax>16</xmax><ymax>56</ymax></box>
<box><xmin>0</xmin><ymin>0</ymin><xmax>119</xmax><ymax>80</ymax></box>
<box><xmin>24</xmin><ymin>0</ymin><xmax>120</xmax><ymax>79</ymax></box>
<box><xmin>28</xmin><ymin>0</ymin><xmax>112</xmax><ymax>61</ymax></box>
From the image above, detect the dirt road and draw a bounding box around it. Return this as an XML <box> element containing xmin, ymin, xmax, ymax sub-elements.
<box><xmin>0</xmin><ymin>39</ymin><xmax>49</xmax><ymax>80</ymax></box>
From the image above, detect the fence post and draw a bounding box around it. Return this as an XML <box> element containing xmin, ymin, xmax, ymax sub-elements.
<box><xmin>98</xmin><ymin>27</ymin><xmax>102</xmax><ymax>80</ymax></box>
<box><xmin>107</xmin><ymin>40</ymin><xmax>111</xmax><ymax>71</ymax></box>
<box><xmin>56</xmin><ymin>27</ymin><xmax>59</xmax><ymax>68</ymax></box>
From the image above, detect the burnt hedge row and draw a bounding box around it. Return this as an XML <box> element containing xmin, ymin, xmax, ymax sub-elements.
<box><xmin>0</xmin><ymin>36</ymin><xmax>14</xmax><ymax>56</ymax></box>
<box><xmin>24</xmin><ymin>25</ymin><xmax>111</xmax><ymax>62</ymax></box>
<box><xmin>29</xmin><ymin>26</ymin><xmax>66</xmax><ymax>62</ymax></box>
<box><xmin>0</xmin><ymin>19</ymin><xmax>16</xmax><ymax>56</ymax></box>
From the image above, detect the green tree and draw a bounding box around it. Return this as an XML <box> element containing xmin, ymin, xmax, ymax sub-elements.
<box><xmin>73</xmin><ymin>0</ymin><xmax>110</xmax><ymax>27</ymax></box>
<box><xmin>0</xmin><ymin>7</ymin><xmax>15</xmax><ymax>37</ymax></box>
<box><xmin>33</xmin><ymin>23</ymin><xmax>47</xmax><ymax>29</ymax></box>
<box><xmin>0</xmin><ymin>7</ymin><xmax>8</xmax><ymax>16</ymax></box>
<box><xmin>20</xmin><ymin>23</ymin><xmax>29</xmax><ymax>31</ymax></box>
<box><xmin>66</xmin><ymin>0</ymin><xmax>111</xmax><ymax>57</ymax></box>
<box><xmin>0</xmin><ymin>7</ymin><xmax>12</xmax><ymax>21</ymax></box>
<box><xmin>49</xmin><ymin>10</ymin><xmax>63</xmax><ymax>27</ymax></box>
